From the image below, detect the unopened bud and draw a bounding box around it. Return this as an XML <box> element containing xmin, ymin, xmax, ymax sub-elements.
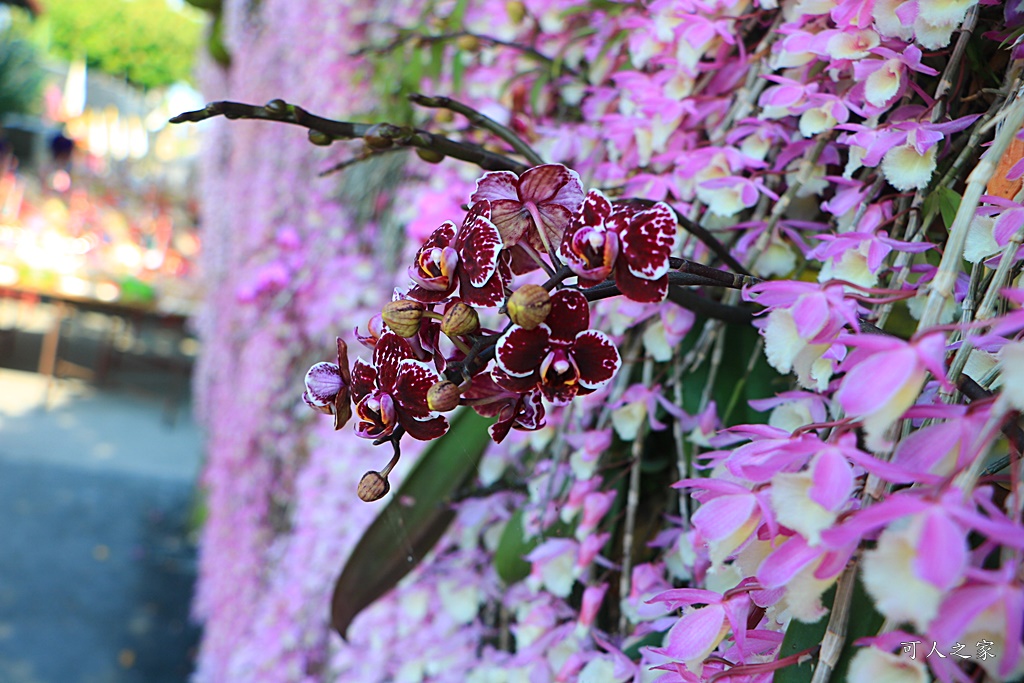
<box><xmin>415</xmin><ymin>147</ymin><xmax>446</xmax><ymax>164</ymax></box>
<box><xmin>308</xmin><ymin>130</ymin><xmax>333</xmax><ymax>146</ymax></box>
<box><xmin>264</xmin><ymin>98</ymin><xmax>288</xmax><ymax>116</ymax></box>
<box><xmin>427</xmin><ymin>380</ymin><xmax>461</xmax><ymax>412</ymax></box>
<box><xmin>455</xmin><ymin>35</ymin><xmax>480</xmax><ymax>51</ymax></box>
<box><xmin>357</xmin><ymin>471</ymin><xmax>390</xmax><ymax>502</ymax></box>
<box><xmin>381</xmin><ymin>299</ymin><xmax>425</xmax><ymax>338</ymax></box>
<box><xmin>506</xmin><ymin>0</ymin><xmax>526</xmax><ymax>23</ymax></box>
<box><xmin>441</xmin><ymin>302</ymin><xmax>479</xmax><ymax>337</ymax></box>
<box><xmin>363</xmin><ymin>123</ymin><xmax>395</xmax><ymax>150</ymax></box>
<box><xmin>507</xmin><ymin>285</ymin><xmax>551</xmax><ymax>330</ymax></box>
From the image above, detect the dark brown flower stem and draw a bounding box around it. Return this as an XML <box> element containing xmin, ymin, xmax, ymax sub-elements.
<box><xmin>666</xmin><ymin>287</ymin><xmax>756</xmax><ymax>324</ymax></box>
<box><xmin>169</xmin><ymin>100</ymin><xmax>530</xmax><ymax>174</ymax></box>
<box><xmin>409</xmin><ymin>94</ymin><xmax>546</xmax><ymax>166</ymax></box>
<box><xmin>670</xmin><ymin>257</ymin><xmax>761</xmax><ymax>288</ymax></box>
<box><xmin>540</xmin><ymin>265</ymin><xmax>574</xmax><ymax>291</ymax></box>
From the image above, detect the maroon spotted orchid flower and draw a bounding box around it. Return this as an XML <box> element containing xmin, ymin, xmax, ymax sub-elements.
<box><xmin>407</xmin><ymin>201</ymin><xmax>512</xmax><ymax>307</ymax></box>
<box><xmin>350</xmin><ymin>332</ymin><xmax>448</xmax><ymax>441</ymax></box>
<box><xmin>492</xmin><ymin>289</ymin><xmax>620</xmax><ymax>404</ymax></box>
<box><xmin>471</xmin><ymin>164</ymin><xmax>585</xmax><ymax>272</ymax></box>
<box><xmin>462</xmin><ymin>374</ymin><xmax>546</xmax><ymax>443</ymax></box>
<box><xmin>560</xmin><ymin>189</ymin><xmax>678</xmax><ymax>303</ymax></box>
<box><xmin>302</xmin><ymin>338</ymin><xmax>353</xmax><ymax>431</ymax></box>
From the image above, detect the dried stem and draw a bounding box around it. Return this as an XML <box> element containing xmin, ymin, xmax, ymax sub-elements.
<box><xmin>917</xmin><ymin>85</ymin><xmax>1024</xmax><ymax>329</ymax></box>
<box><xmin>170</xmin><ymin>99</ymin><xmax>529</xmax><ymax>174</ymax></box>
<box><xmin>618</xmin><ymin>359</ymin><xmax>653</xmax><ymax>635</ymax></box>
<box><xmin>410</xmin><ymin>93</ymin><xmax>545</xmax><ymax>166</ymax></box>
<box><xmin>809</xmin><ymin>561</ymin><xmax>858</xmax><ymax>683</ymax></box>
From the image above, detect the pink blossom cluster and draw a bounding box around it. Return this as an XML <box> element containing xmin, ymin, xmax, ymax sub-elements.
<box><xmin>193</xmin><ymin>1</ymin><xmax>1024</xmax><ymax>682</ymax></box>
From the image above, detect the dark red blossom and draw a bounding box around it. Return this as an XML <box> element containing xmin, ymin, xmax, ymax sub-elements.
<box><xmin>492</xmin><ymin>289</ymin><xmax>620</xmax><ymax>404</ymax></box>
<box><xmin>462</xmin><ymin>374</ymin><xmax>546</xmax><ymax>443</ymax></box>
<box><xmin>407</xmin><ymin>201</ymin><xmax>511</xmax><ymax>307</ymax></box>
<box><xmin>559</xmin><ymin>189</ymin><xmax>678</xmax><ymax>303</ymax></box>
<box><xmin>350</xmin><ymin>332</ymin><xmax>448</xmax><ymax>441</ymax></box>
<box><xmin>471</xmin><ymin>164</ymin><xmax>584</xmax><ymax>271</ymax></box>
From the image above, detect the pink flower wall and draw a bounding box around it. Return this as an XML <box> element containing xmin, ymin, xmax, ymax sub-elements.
<box><xmin>193</xmin><ymin>1</ymin><xmax>1024</xmax><ymax>682</ymax></box>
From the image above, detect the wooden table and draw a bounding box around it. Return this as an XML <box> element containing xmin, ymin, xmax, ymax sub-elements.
<box><xmin>0</xmin><ymin>284</ymin><xmax>193</xmax><ymax>411</ymax></box>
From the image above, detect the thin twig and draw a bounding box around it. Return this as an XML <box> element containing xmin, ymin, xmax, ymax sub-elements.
<box><xmin>170</xmin><ymin>99</ymin><xmax>530</xmax><ymax>174</ymax></box>
<box><xmin>319</xmin><ymin>146</ymin><xmax>407</xmax><ymax>177</ymax></box>
<box><xmin>352</xmin><ymin>30</ymin><xmax>580</xmax><ymax>78</ymax></box>
<box><xmin>809</xmin><ymin>561</ymin><xmax>858</xmax><ymax>683</ymax></box>
<box><xmin>410</xmin><ymin>93</ymin><xmax>545</xmax><ymax>165</ymax></box>
<box><xmin>618</xmin><ymin>359</ymin><xmax>653</xmax><ymax>635</ymax></box>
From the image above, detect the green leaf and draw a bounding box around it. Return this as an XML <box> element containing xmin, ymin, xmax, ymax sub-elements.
<box><xmin>330</xmin><ymin>409</ymin><xmax>491</xmax><ymax>639</ymax></box>
<box><xmin>830</xmin><ymin>576</ymin><xmax>885</xmax><ymax>682</ymax></box>
<box><xmin>529</xmin><ymin>70</ymin><xmax>550</xmax><ymax>117</ymax></box>
<box><xmin>925</xmin><ymin>186</ymin><xmax>962</xmax><ymax>230</ymax></box>
<box><xmin>495</xmin><ymin>508</ymin><xmax>533</xmax><ymax>583</ymax></box>
<box><xmin>772</xmin><ymin>575</ymin><xmax>884</xmax><ymax>683</ymax></box>
<box><xmin>494</xmin><ymin>508</ymin><xmax>573</xmax><ymax>585</ymax></box>
<box><xmin>773</xmin><ymin>587</ymin><xmax>832</xmax><ymax>683</ymax></box>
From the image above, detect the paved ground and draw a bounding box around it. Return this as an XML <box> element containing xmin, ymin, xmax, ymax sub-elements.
<box><xmin>0</xmin><ymin>317</ymin><xmax>203</xmax><ymax>683</ymax></box>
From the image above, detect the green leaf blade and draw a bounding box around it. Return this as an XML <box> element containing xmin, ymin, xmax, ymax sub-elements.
<box><xmin>330</xmin><ymin>409</ymin><xmax>492</xmax><ymax>639</ymax></box>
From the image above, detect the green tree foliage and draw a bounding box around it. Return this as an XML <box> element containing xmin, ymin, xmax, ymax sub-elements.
<box><xmin>0</xmin><ymin>27</ymin><xmax>44</xmax><ymax>115</ymax></box>
<box><xmin>43</xmin><ymin>0</ymin><xmax>202</xmax><ymax>89</ymax></box>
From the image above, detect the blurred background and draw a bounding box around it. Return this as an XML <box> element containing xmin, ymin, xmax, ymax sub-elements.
<box><xmin>0</xmin><ymin>1</ymin><xmax>206</xmax><ymax>681</ymax></box>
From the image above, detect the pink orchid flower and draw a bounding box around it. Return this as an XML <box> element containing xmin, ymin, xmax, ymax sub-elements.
<box><xmin>834</xmin><ymin>332</ymin><xmax>950</xmax><ymax>451</ymax></box>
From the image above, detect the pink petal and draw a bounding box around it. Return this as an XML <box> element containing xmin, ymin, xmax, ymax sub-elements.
<box><xmin>836</xmin><ymin>346</ymin><xmax>919</xmax><ymax>417</ymax></box>
<box><xmin>661</xmin><ymin>604</ymin><xmax>726</xmax><ymax>662</ymax></box>
<box><xmin>471</xmin><ymin>170</ymin><xmax>520</xmax><ymax>203</ymax></box>
<box><xmin>756</xmin><ymin>535</ymin><xmax>818</xmax><ymax>588</ymax></box>
<box><xmin>649</xmin><ymin>588</ymin><xmax>722</xmax><ymax>608</ymax></box>
<box><xmin>573</xmin><ymin>330</ymin><xmax>621</xmax><ymax>390</ymax></box>
<box><xmin>912</xmin><ymin>511</ymin><xmax>965</xmax><ymax>589</ymax></box>
<box><xmin>518</xmin><ymin>164</ymin><xmax>584</xmax><ymax>208</ymax></box>
<box><xmin>808</xmin><ymin>449</ymin><xmax>852</xmax><ymax>512</ymax></box>
<box><xmin>496</xmin><ymin>325</ymin><xmax>551</xmax><ymax>376</ymax></box>
<box><xmin>304</xmin><ymin>362</ymin><xmax>343</xmax><ymax>405</ymax></box>
<box><xmin>488</xmin><ymin>199</ymin><xmax>532</xmax><ymax>246</ymax></box>
<box><xmin>790</xmin><ymin>293</ymin><xmax>830</xmax><ymax>340</ymax></box>
<box><xmin>692</xmin><ymin>494</ymin><xmax>757</xmax><ymax>542</ymax></box>
<box><xmin>993</xmin><ymin>207</ymin><xmax>1024</xmax><ymax>246</ymax></box>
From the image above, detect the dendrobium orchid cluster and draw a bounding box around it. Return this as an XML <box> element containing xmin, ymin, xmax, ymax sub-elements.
<box><xmin>189</xmin><ymin>1</ymin><xmax>1024</xmax><ymax>682</ymax></box>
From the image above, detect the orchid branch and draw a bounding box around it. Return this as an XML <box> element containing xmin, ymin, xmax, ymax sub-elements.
<box><xmin>352</xmin><ymin>30</ymin><xmax>580</xmax><ymax>78</ymax></box>
<box><xmin>169</xmin><ymin>99</ymin><xmax>530</xmax><ymax>174</ymax></box>
<box><xmin>409</xmin><ymin>93</ymin><xmax>545</xmax><ymax>166</ymax></box>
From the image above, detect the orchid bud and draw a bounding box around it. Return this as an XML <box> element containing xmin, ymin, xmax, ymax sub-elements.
<box><xmin>441</xmin><ymin>302</ymin><xmax>479</xmax><ymax>337</ymax></box>
<box><xmin>415</xmin><ymin>148</ymin><xmax>446</xmax><ymax>164</ymax></box>
<box><xmin>427</xmin><ymin>380</ymin><xmax>460</xmax><ymax>412</ymax></box>
<box><xmin>506</xmin><ymin>0</ymin><xmax>526</xmax><ymax>23</ymax></box>
<box><xmin>357</xmin><ymin>471</ymin><xmax>390</xmax><ymax>502</ymax></box>
<box><xmin>264</xmin><ymin>98</ymin><xmax>288</xmax><ymax>116</ymax></box>
<box><xmin>381</xmin><ymin>299</ymin><xmax>425</xmax><ymax>338</ymax></box>
<box><xmin>507</xmin><ymin>284</ymin><xmax>551</xmax><ymax>330</ymax></box>
<box><xmin>308</xmin><ymin>130</ymin><xmax>333</xmax><ymax>146</ymax></box>
<box><xmin>363</xmin><ymin>123</ymin><xmax>395</xmax><ymax>150</ymax></box>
